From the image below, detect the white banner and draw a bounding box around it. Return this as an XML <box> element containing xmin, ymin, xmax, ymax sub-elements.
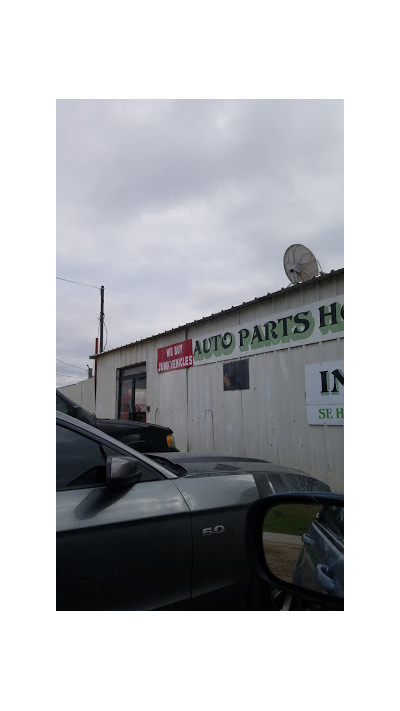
<box><xmin>305</xmin><ymin>360</ymin><xmax>344</xmax><ymax>426</ymax></box>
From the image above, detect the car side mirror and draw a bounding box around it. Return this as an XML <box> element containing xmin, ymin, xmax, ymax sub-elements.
<box><xmin>246</xmin><ymin>493</ymin><xmax>344</xmax><ymax>610</ymax></box>
<box><xmin>106</xmin><ymin>456</ymin><xmax>142</xmax><ymax>489</ymax></box>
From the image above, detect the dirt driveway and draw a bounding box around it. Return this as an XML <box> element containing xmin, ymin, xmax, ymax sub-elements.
<box><xmin>263</xmin><ymin>534</ymin><xmax>303</xmax><ymax>583</ymax></box>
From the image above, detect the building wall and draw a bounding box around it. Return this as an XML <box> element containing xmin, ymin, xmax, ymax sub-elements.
<box><xmin>57</xmin><ymin>377</ymin><xmax>96</xmax><ymax>414</ymax></box>
<box><xmin>94</xmin><ymin>271</ymin><xmax>344</xmax><ymax>492</ymax></box>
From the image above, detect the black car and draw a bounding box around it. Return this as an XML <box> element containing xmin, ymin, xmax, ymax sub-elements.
<box><xmin>56</xmin><ymin>411</ymin><xmax>333</xmax><ymax>611</ymax></box>
<box><xmin>56</xmin><ymin>389</ymin><xmax>178</xmax><ymax>453</ymax></box>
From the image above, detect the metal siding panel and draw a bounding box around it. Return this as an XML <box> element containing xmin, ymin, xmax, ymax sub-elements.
<box><xmin>188</xmin><ymin>362</ymin><xmax>217</xmax><ymax>452</ymax></box>
<box><xmin>156</xmin><ymin>368</ymin><xmax>188</xmax><ymax>448</ymax></box>
<box><xmin>239</xmin><ymin>356</ymin><xmax>262</xmax><ymax>458</ymax></box>
<box><xmin>214</xmin><ymin>363</ymin><xmax>244</xmax><ymax>455</ymax></box>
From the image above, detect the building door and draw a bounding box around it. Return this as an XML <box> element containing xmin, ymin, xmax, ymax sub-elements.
<box><xmin>118</xmin><ymin>365</ymin><xmax>147</xmax><ymax>422</ymax></box>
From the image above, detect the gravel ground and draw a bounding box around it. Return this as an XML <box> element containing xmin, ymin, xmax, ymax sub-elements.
<box><xmin>262</xmin><ymin>535</ymin><xmax>303</xmax><ymax>583</ymax></box>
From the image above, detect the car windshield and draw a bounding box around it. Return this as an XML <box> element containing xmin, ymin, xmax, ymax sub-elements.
<box><xmin>56</xmin><ymin>392</ymin><xmax>96</xmax><ymax>424</ymax></box>
<box><xmin>147</xmin><ymin>455</ymin><xmax>188</xmax><ymax>477</ymax></box>
<box><xmin>80</xmin><ymin>404</ymin><xmax>96</xmax><ymax>420</ymax></box>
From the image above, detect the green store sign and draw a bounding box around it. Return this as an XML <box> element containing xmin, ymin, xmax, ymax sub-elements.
<box><xmin>193</xmin><ymin>297</ymin><xmax>344</xmax><ymax>364</ymax></box>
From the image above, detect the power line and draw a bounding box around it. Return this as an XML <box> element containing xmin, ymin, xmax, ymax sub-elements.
<box><xmin>56</xmin><ymin>358</ymin><xmax>88</xmax><ymax>371</ymax></box>
<box><xmin>57</xmin><ymin>276</ymin><xmax>105</xmax><ymax>353</ymax></box>
<box><xmin>56</xmin><ymin>373</ymin><xmax>87</xmax><ymax>379</ymax></box>
<box><xmin>57</xmin><ymin>276</ymin><xmax>100</xmax><ymax>290</ymax></box>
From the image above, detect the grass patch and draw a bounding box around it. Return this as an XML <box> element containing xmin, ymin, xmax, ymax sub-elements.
<box><xmin>263</xmin><ymin>503</ymin><xmax>321</xmax><ymax>535</ymax></box>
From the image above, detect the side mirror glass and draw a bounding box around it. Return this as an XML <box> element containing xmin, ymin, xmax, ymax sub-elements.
<box><xmin>106</xmin><ymin>456</ymin><xmax>141</xmax><ymax>489</ymax></box>
<box><xmin>262</xmin><ymin>499</ymin><xmax>344</xmax><ymax>599</ymax></box>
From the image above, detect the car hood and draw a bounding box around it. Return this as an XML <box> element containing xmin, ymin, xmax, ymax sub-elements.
<box><xmin>147</xmin><ymin>453</ymin><xmax>331</xmax><ymax>494</ymax></box>
<box><xmin>96</xmin><ymin>418</ymin><xmax>173</xmax><ymax>433</ymax></box>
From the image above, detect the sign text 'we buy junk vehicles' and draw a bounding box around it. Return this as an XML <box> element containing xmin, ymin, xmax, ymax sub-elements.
<box><xmin>157</xmin><ymin>339</ymin><xmax>194</xmax><ymax>373</ymax></box>
<box><xmin>157</xmin><ymin>297</ymin><xmax>344</xmax><ymax>373</ymax></box>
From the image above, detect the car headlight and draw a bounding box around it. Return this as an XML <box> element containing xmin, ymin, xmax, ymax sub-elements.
<box><xmin>167</xmin><ymin>434</ymin><xmax>176</xmax><ymax>449</ymax></box>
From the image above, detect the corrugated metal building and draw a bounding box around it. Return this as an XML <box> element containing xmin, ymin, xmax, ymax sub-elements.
<box><xmin>89</xmin><ymin>268</ymin><xmax>343</xmax><ymax>492</ymax></box>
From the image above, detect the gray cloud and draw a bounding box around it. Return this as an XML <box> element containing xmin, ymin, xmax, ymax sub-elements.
<box><xmin>57</xmin><ymin>99</ymin><xmax>343</xmax><ymax>386</ymax></box>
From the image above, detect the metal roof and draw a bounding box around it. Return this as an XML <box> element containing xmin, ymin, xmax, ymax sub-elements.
<box><xmin>91</xmin><ymin>268</ymin><xmax>344</xmax><ymax>358</ymax></box>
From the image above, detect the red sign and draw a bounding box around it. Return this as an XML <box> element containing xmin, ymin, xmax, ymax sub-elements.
<box><xmin>157</xmin><ymin>339</ymin><xmax>193</xmax><ymax>373</ymax></box>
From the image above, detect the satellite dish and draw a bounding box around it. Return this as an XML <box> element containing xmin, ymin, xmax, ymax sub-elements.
<box><xmin>283</xmin><ymin>244</ymin><xmax>320</xmax><ymax>285</ymax></box>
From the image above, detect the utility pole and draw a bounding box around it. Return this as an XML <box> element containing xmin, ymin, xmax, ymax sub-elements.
<box><xmin>100</xmin><ymin>285</ymin><xmax>105</xmax><ymax>352</ymax></box>
<box><xmin>57</xmin><ymin>275</ymin><xmax>105</xmax><ymax>356</ymax></box>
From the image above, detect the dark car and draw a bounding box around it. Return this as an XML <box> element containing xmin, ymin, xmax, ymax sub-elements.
<box><xmin>56</xmin><ymin>388</ymin><xmax>178</xmax><ymax>453</ymax></box>
<box><xmin>292</xmin><ymin>503</ymin><xmax>344</xmax><ymax>597</ymax></box>
<box><xmin>56</xmin><ymin>411</ymin><xmax>331</xmax><ymax>611</ymax></box>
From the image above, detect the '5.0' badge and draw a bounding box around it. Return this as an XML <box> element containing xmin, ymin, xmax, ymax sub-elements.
<box><xmin>201</xmin><ymin>525</ymin><xmax>225</xmax><ymax>537</ymax></box>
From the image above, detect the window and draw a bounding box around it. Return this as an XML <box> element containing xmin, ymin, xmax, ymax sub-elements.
<box><xmin>318</xmin><ymin>506</ymin><xmax>344</xmax><ymax>540</ymax></box>
<box><xmin>56</xmin><ymin>424</ymin><xmax>163</xmax><ymax>490</ymax></box>
<box><xmin>56</xmin><ymin>394</ymin><xmax>69</xmax><ymax>415</ymax></box>
<box><xmin>57</xmin><ymin>425</ymin><xmax>108</xmax><ymax>489</ymax></box>
<box><xmin>223</xmin><ymin>359</ymin><xmax>249</xmax><ymax>391</ymax></box>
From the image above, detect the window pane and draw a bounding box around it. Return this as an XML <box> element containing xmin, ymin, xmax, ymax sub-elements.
<box><xmin>56</xmin><ymin>425</ymin><xmax>107</xmax><ymax>489</ymax></box>
<box><xmin>223</xmin><ymin>360</ymin><xmax>249</xmax><ymax>390</ymax></box>
<box><xmin>56</xmin><ymin>395</ymin><xmax>69</xmax><ymax>415</ymax></box>
<box><xmin>57</xmin><ymin>425</ymin><xmax>162</xmax><ymax>488</ymax></box>
<box><xmin>119</xmin><ymin>379</ymin><xmax>132</xmax><ymax>420</ymax></box>
<box><xmin>118</xmin><ymin>371</ymin><xmax>147</xmax><ymax>422</ymax></box>
<box><xmin>319</xmin><ymin>505</ymin><xmax>344</xmax><ymax>539</ymax></box>
<box><xmin>134</xmin><ymin>377</ymin><xmax>147</xmax><ymax>422</ymax></box>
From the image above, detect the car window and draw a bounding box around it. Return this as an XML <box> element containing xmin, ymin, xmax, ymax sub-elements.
<box><xmin>56</xmin><ymin>424</ymin><xmax>163</xmax><ymax>490</ymax></box>
<box><xmin>57</xmin><ymin>425</ymin><xmax>108</xmax><ymax>489</ymax></box>
<box><xmin>318</xmin><ymin>505</ymin><xmax>344</xmax><ymax>540</ymax></box>
<box><xmin>56</xmin><ymin>395</ymin><xmax>69</xmax><ymax>415</ymax></box>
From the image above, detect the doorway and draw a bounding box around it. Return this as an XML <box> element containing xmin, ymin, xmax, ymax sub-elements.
<box><xmin>118</xmin><ymin>365</ymin><xmax>147</xmax><ymax>422</ymax></box>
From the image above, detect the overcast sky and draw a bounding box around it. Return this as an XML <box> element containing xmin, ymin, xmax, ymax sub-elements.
<box><xmin>56</xmin><ymin>99</ymin><xmax>343</xmax><ymax>387</ymax></box>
